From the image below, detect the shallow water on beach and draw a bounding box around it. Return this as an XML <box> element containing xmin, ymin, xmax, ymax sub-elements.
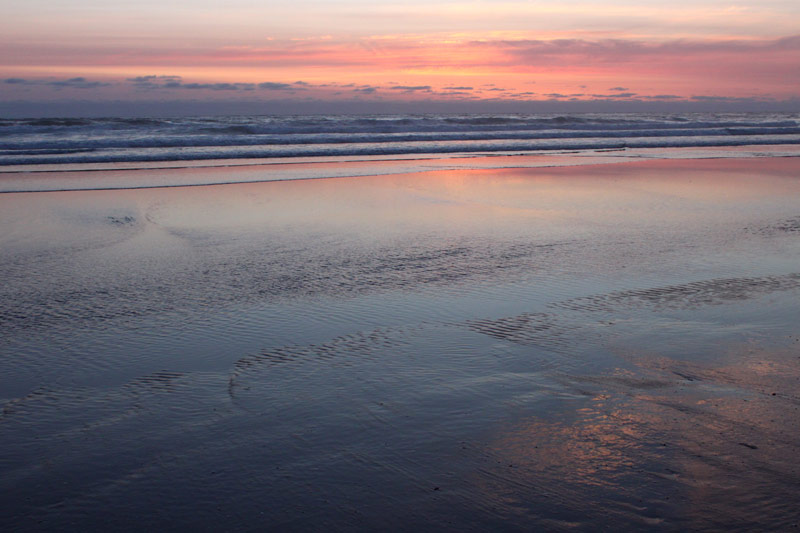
<box><xmin>2</xmin><ymin>157</ymin><xmax>800</xmax><ymax>531</ymax></box>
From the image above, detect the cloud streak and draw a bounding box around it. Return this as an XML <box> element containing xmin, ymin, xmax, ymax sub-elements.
<box><xmin>127</xmin><ymin>76</ymin><xmax>305</xmax><ymax>92</ymax></box>
<box><xmin>4</xmin><ymin>77</ymin><xmax>111</xmax><ymax>89</ymax></box>
<box><xmin>389</xmin><ymin>85</ymin><xmax>432</xmax><ymax>92</ymax></box>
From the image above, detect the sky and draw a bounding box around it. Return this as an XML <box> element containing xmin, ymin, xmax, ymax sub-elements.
<box><xmin>1</xmin><ymin>0</ymin><xmax>799</xmax><ymax>115</ymax></box>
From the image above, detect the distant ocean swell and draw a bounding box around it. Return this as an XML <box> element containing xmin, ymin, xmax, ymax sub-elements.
<box><xmin>1</xmin><ymin>113</ymin><xmax>799</xmax><ymax>167</ymax></box>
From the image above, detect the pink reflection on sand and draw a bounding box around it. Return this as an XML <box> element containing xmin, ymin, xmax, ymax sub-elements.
<box><xmin>476</xmin><ymin>339</ymin><xmax>800</xmax><ymax>529</ymax></box>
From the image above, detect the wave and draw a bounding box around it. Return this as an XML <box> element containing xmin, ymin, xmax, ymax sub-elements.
<box><xmin>3</xmin><ymin>127</ymin><xmax>800</xmax><ymax>153</ymax></box>
<box><xmin>1</xmin><ymin>112</ymin><xmax>798</xmax><ymax>167</ymax></box>
<box><xmin>1</xmin><ymin>113</ymin><xmax>797</xmax><ymax>136</ymax></box>
<box><xmin>2</xmin><ymin>135</ymin><xmax>800</xmax><ymax>166</ymax></box>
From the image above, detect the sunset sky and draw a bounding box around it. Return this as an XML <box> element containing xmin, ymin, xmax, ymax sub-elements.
<box><xmin>2</xmin><ymin>0</ymin><xmax>799</xmax><ymax>114</ymax></box>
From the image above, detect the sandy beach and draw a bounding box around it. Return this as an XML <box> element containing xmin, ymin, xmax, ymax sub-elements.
<box><xmin>2</xmin><ymin>155</ymin><xmax>800</xmax><ymax>530</ymax></box>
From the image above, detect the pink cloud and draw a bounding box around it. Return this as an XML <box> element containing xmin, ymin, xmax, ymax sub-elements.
<box><xmin>2</xmin><ymin>34</ymin><xmax>798</xmax><ymax>101</ymax></box>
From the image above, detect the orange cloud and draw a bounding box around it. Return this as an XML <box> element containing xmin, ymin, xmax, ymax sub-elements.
<box><xmin>2</xmin><ymin>34</ymin><xmax>799</xmax><ymax>103</ymax></box>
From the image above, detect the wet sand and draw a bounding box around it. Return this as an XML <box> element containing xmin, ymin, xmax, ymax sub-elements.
<box><xmin>1</xmin><ymin>157</ymin><xmax>800</xmax><ymax>530</ymax></box>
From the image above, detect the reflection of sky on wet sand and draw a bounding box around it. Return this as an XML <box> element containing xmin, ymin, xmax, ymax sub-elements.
<box><xmin>1</xmin><ymin>157</ymin><xmax>800</xmax><ymax>530</ymax></box>
<box><xmin>481</xmin><ymin>329</ymin><xmax>800</xmax><ymax>530</ymax></box>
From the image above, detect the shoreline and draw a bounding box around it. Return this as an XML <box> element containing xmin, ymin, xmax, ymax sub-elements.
<box><xmin>1</xmin><ymin>144</ymin><xmax>799</xmax><ymax>194</ymax></box>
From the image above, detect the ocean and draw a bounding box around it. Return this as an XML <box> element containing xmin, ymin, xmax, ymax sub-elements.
<box><xmin>3</xmin><ymin>112</ymin><xmax>800</xmax><ymax>193</ymax></box>
<box><xmin>3</xmin><ymin>112</ymin><xmax>800</xmax><ymax>166</ymax></box>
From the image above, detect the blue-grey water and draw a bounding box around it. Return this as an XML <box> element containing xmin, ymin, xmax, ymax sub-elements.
<box><xmin>2</xmin><ymin>112</ymin><xmax>799</xmax><ymax>167</ymax></box>
<box><xmin>1</xmin><ymin>133</ymin><xmax>800</xmax><ymax>530</ymax></box>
